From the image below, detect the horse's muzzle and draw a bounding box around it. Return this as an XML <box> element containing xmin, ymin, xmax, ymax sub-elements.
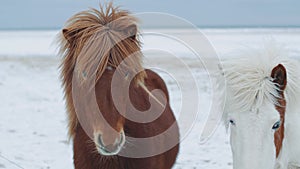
<box><xmin>96</xmin><ymin>131</ymin><xmax>125</xmax><ymax>156</ymax></box>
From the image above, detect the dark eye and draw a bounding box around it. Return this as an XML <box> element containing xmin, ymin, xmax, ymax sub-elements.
<box><xmin>229</xmin><ymin>119</ymin><xmax>236</xmax><ymax>126</ymax></box>
<box><xmin>272</xmin><ymin>121</ymin><xmax>281</xmax><ymax>130</ymax></box>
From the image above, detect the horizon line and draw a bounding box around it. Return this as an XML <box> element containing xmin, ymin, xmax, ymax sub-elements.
<box><xmin>1</xmin><ymin>25</ymin><xmax>300</xmax><ymax>31</ymax></box>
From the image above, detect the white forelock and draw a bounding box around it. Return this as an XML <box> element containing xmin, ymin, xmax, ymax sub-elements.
<box><xmin>218</xmin><ymin>44</ymin><xmax>300</xmax><ymax>125</ymax></box>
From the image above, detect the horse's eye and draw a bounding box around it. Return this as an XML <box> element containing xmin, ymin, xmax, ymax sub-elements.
<box><xmin>229</xmin><ymin>119</ymin><xmax>236</xmax><ymax>126</ymax></box>
<box><xmin>272</xmin><ymin>121</ymin><xmax>281</xmax><ymax>130</ymax></box>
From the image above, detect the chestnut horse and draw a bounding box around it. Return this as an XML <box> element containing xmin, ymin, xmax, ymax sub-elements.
<box><xmin>58</xmin><ymin>4</ymin><xmax>179</xmax><ymax>169</ymax></box>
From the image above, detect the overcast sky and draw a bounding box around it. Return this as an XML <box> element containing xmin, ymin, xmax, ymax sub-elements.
<box><xmin>0</xmin><ymin>0</ymin><xmax>300</xmax><ymax>29</ymax></box>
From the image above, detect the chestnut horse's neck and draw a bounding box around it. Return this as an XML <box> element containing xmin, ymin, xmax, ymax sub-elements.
<box><xmin>72</xmin><ymin>69</ymin><xmax>179</xmax><ymax>169</ymax></box>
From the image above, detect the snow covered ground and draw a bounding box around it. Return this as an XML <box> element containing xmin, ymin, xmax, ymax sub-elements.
<box><xmin>0</xmin><ymin>28</ymin><xmax>300</xmax><ymax>169</ymax></box>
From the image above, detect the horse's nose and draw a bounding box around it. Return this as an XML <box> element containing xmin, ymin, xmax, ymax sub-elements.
<box><xmin>97</xmin><ymin>133</ymin><xmax>124</xmax><ymax>153</ymax></box>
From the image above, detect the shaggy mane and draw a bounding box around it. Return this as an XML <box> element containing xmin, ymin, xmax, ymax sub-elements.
<box><xmin>58</xmin><ymin>3</ymin><xmax>146</xmax><ymax>138</ymax></box>
<box><xmin>219</xmin><ymin>44</ymin><xmax>300</xmax><ymax>125</ymax></box>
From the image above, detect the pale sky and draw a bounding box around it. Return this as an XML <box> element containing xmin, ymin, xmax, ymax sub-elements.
<box><xmin>0</xmin><ymin>0</ymin><xmax>300</xmax><ymax>29</ymax></box>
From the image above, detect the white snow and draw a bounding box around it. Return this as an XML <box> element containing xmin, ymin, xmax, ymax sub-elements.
<box><xmin>0</xmin><ymin>28</ymin><xmax>300</xmax><ymax>169</ymax></box>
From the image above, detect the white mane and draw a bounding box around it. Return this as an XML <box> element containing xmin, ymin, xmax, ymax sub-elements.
<box><xmin>219</xmin><ymin>44</ymin><xmax>300</xmax><ymax>125</ymax></box>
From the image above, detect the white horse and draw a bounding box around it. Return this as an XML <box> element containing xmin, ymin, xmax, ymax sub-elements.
<box><xmin>219</xmin><ymin>45</ymin><xmax>300</xmax><ymax>169</ymax></box>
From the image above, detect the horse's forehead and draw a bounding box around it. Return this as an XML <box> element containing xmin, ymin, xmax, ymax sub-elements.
<box><xmin>230</xmin><ymin>103</ymin><xmax>279</xmax><ymax>121</ymax></box>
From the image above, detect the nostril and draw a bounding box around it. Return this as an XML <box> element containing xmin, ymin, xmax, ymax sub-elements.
<box><xmin>97</xmin><ymin>135</ymin><xmax>103</xmax><ymax>146</ymax></box>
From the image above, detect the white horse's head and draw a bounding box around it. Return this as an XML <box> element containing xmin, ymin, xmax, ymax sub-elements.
<box><xmin>221</xmin><ymin>49</ymin><xmax>288</xmax><ymax>169</ymax></box>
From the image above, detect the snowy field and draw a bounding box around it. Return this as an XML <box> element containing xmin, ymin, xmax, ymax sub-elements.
<box><xmin>1</xmin><ymin>28</ymin><xmax>300</xmax><ymax>169</ymax></box>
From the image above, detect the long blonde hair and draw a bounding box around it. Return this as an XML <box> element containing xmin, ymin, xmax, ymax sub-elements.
<box><xmin>58</xmin><ymin>3</ymin><xmax>146</xmax><ymax>137</ymax></box>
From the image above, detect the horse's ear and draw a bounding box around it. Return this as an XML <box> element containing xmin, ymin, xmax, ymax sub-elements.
<box><xmin>271</xmin><ymin>64</ymin><xmax>287</xmax><ymax>91</ymax></box>
<box><xmin>62</xmin><ymin>28</ymin><xmax>75</xmax><ymax>43</ymax></box>
<box><xmin>126</xmin><ymin>24</ymin><xmax>137</xmax><ymax>40</ymax></box>
<box><xmin>62</xmin><ymin>29</ymin><xmax>72</xmax><ymax>42</ymax></box>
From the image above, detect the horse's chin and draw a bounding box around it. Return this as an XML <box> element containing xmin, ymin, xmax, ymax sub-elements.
<box><xmin>96</xmin><ymin>144</ymin><xmax>123</xmax><ymax>156</ymax></box>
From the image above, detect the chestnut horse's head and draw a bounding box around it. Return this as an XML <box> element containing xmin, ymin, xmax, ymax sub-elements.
<box><xmin>59</xmin><ymin>3</ymin><xmax>146</xmax><ymax>156</ymax></box>
<box><xmin>93</xmin><ymin>75</ymin><xmax>126</xmax><ymax>156</ymax></box>
<box><xmin>222</xmin><ymin>53</ymin><xmax>287</xmax><ymax>169</ymax></box>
